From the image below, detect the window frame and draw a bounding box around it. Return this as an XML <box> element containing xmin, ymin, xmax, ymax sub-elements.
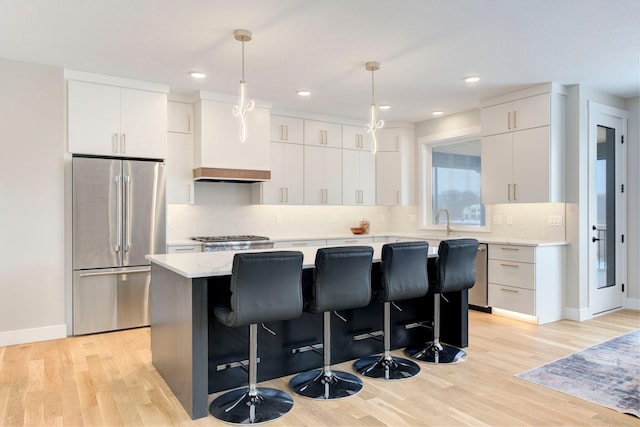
<box><xmin>418</xmin><ymin>126</ymin><xmax>490</xmax><ymax>233</ymax></box>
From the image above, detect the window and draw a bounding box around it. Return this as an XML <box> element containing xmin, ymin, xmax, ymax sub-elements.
<box><xmin>420</xmin><ymin>132</ymin><xmax>488</xmax><ymax>231</ymax></box>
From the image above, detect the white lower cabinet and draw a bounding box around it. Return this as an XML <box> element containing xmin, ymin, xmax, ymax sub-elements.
<box><xmin>488</xmin><ymin>244</ymin><xmax>564</xmax><ymax>324</ymax></box>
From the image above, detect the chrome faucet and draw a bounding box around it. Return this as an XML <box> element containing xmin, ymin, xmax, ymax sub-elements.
<box><xmin>436</xmin><ymin>208</ymin><xmax>453</xmax><ymax>235</ymax></box>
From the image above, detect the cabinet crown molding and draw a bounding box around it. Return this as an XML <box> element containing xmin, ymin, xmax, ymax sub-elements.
<box><xmin>480</xmin><ymin>83</ymin><xmax>566</xmax><ymax>108</ymax></box>
<box><xmin>64</xmin><ymin>70</ymin><xmax>169</xmax><ymax>93</ymax></box>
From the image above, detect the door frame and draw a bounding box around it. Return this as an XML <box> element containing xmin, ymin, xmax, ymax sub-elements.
<box><xmin>587</xmin><ymin>101</ymin><xmax>628</xmax><ymax>316</ymax></box>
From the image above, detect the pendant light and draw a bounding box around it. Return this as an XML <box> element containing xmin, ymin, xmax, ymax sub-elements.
<box><xmin>365</xmin><ymin>61</ymin><xmax>384</xmax><ymax>154</ymax></box>
<box><xmin>233</xmin><ymin>29</ymin><xmax>255</xmax><ymax>142</ymax></box>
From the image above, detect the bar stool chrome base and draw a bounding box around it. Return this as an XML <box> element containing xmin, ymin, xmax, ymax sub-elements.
<box><xmin>353</xmin><ymin>354</ymin><xmax>420</xmax><ymax>380</ymax></box>
<box><xmin>404</xmin><ymin>342</ymin><xmax>467</xmax><ymax>364</ymax></box>
<box><xmin>209</xmin><ymin>387</ymin><xmax>294</xmax><ymax>425</ymax></box>
<box><xmin>289</xmin><ymin>369</ymin><xmax>363</xmax><ymax>399</ymax></box>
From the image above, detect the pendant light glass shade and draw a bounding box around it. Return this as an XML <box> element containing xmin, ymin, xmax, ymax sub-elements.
<box><xmin>365</xmin><ymin>61</ymin><xmax>384</xmax><ymax>154</ymax></box>
<box><xmin>233</xmin><ymin>29</ymin><xmax>254</xmax><ymax>143</ymax></box>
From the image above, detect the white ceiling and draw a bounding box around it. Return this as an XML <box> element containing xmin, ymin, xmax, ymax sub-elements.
<box><xmin>1</xmin><ymin>0</ymin><xmax>638</xmax><ymax>123</ymax></box>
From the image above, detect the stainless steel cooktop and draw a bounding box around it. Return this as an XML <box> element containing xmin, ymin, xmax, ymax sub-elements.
<box><xmin>191</xmin><ymin>235</ymin><xmax>273</xmax><ymax>252</ymax></box>
<box><xmin>192</xmin><ymin>235</ymin><xmax>270</xmax><ymax>243</ymax></box>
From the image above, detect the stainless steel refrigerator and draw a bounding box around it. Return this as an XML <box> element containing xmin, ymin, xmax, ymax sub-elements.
<box><xmin>72</xmin><ymin>156</ymin><xmax>166</xmax><ymax>335</ymax></box>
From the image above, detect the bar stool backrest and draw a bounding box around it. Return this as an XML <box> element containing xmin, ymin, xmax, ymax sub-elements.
<box><xmin>307</xmin><ymin>246</ymin><xmax>374</xmax><ymax>313</ymax></box>
<box><xmin>215</xmin><ymin>251</ymin><xmax>304</xmax><ymax>327</ymax></box>
<box><xmin>434</xmin><ymin>239</ymin><xmax>479</xmax><ymax>293</ymax></box>
<box><xmin>379</xmin><ymin>242</ymin><xmax>429</xmax><ymax>302</ymax></box>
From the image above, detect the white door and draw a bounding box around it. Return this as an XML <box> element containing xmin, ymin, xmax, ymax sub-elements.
<box><xmin>588</xmin><ymin>101</ymin><xmax>627</xmax><ymax>316</ymax></box>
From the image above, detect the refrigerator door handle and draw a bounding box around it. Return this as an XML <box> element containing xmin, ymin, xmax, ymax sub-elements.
<box><xmin>78</xmin><ymin>266</ymin><xmax>150</xmax><ymax>278</ymax></box>
<box><xmin>115</xmin><ymin>175</ymin><xmax>122</xmax><ymax>252</ymax></box>
<box><xmin>124</xmin><ymin>175</ymin><xmax>131</xmax><ymax>252</ymax></box>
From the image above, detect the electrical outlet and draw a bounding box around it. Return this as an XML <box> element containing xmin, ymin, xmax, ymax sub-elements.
<box><xmin>548</xmin><ymin>215</ymin><xmax>563</xmax><ymax>226</ymax></box>
<box><xmin>379</xmin><ymin>214</ymin><xmax>385</xmax><ymax>223</ymax></box>
<box><xmin>408</xmin><ymin>214</ymin><xmax>417</xmax><ymax>223</ymax></box>
<box><xmin>493</xmin><ymin>215</ymin><xmax>502</xmax><ymax>225</ymax></box>
<box><xmin>276</xmin><ymin>215</ymin><xmax>282</xmax><ymax>224</ymax></box>
<box><xmin>506</xmin><ymin>215</ymin><xmax>513</xmax><ymax>225</ymax></box>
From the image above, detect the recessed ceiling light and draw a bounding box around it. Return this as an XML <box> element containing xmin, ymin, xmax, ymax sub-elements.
<box><xmin>464</xmin><ymin>76</ymin><xmax>480</xmax><ymax>83</ymax></box>
<box><xmin>297</xmin><ymin>90</ymin><xmax>311</xmax><ymax>97</ymax></box>
<box><xmin>432</xmin><ymin>111</ymin><xmax>444</xmax><ymax>116</ymax></box>
<box><xmin>379</xmin><ymin>104</ymin><xmax>391</xmax><ymax>110</ymax></box>
<box><xmin>189</xmin><ymin>71</ymin><xmax>207</xmax><ymax>79</ymax></box>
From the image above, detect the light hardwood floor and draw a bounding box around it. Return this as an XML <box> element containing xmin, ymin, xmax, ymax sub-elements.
<box><xmin>1</xmin><ymin>309</ymin><xmax>639</xmax><ymax>426</ymax></box>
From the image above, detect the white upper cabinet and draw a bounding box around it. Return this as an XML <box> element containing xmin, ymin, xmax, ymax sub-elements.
<box><xmin>481</xmin><ymin>84</ymin><xmax>565</xmax><ymax>204</ymax></box>
<box><xmin>254</xmin><ymin>141</ymin><xmax>303</xmax><ymax>204</ymax></box>
<box><xmin>271</xmin><ymin>115</ymin><xmax>303</xmax><ymax>144</ymax></box>
<box><xmin>167</xmin><ymin>101</ymin><xmax>193</xmax><ymax>134</ymax></box>
<box><xmin>304</xmin><ymin>145</ymin><xmax>342</xmax><ymax>205</ymax></box>
<box><xmin>481</xmin><ymin>93</ymin><xmax>550</xmax><ymax>137</ymax></box>
<box><xmin>342</xmin><ymin>149</ymin><xmax>375</xmax><ymax>205</ymax></box>
<box><xmin>376</xmin><ymin>127</ymin><xmax>402</xmax><ymax>152</ymax></box>
<box><xmin>342</xmin><ymin>125</ymin><xmax>371</xmax><ymax>151</ymax></box>
<box><xmin>67</xmin><ymin>79</ymin><xmax>167</xmax><ymax>159</ymax></box>
<box><xmin>375</xmin><ymin>126</ymin><xmax>416</xmax><ymax>206</ymax></box>
<box><xmin>194</xmin><ymin>94</ymin><xmax>270</xmax><ymax>179</ymax></box>
<box><xmin>304</xmin><ymin>120</ymin><xmax>342</xmax><ymax>148</ymax></box>
<box><xmin>166</xmin><ymin>131</ymin><xmax>195</xmax><ymax>204</ymax></box>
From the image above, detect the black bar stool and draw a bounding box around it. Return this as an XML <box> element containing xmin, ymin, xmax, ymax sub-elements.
<box><xmin>405</xmin><ymin>238</ymin><xmax>478</xmax><ymax>364</ymax></box>
<box><xmin>209</xmin><ymin>251</ymin><xmax>304</xmax><ymax>425</ymax></box>
<box><xmin>289</xmin><ymin>246</ymin><xmax>374</xmax><ymax>399</ymax></box>
<box><xmin>353</xmin><ymin>241</ymin><xmax>429</xmax><ymax>380</ymax></box>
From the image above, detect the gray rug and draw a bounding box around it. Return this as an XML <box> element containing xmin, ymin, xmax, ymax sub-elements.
<box><xmin>516</xmin><ymin>329</ymin><xmax>640</xmax><ymax>417</ymax></box>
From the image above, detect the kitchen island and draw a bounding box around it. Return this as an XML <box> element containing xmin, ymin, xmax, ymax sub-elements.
<box><xmin>147</xmin><ymin>243</ymin><xmax>470</xmax><ymax>419</ymax></box>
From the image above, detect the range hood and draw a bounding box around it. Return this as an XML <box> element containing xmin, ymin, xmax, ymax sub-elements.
<box><xmin>193</xmin><ymin>167</ymin><xmax>270</xmax><ymax>183</ymax></box>
<box><xmin>193</xmin><ymin>92</ymin><xmax>272</xmax><ymax>184</ymax></box>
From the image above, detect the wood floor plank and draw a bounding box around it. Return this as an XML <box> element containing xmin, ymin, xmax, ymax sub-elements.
<box><xmin>1</xmin><ymin>309</ymin><xmax>639</xmax><ymax>426</ymax></box>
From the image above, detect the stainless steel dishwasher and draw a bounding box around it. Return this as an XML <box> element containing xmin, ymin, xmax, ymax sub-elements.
<box><xmin>469</xmin><ymin>243</ymin><xmax>490</xmax><ymax>312</ymax></box>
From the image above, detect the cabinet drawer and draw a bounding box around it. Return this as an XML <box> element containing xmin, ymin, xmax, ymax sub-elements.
<box><xmin>273</xmin><ymin>239</ymin><xmax>326</xmax><ymax>248</ymax></box>
<box><xmin>488</xmin><ymin>259</ymin><xmax>534</xmax><ymax>290</ymax></box>
<box><xmin>373</xmin><ymin>237</ymin><xmax>389</xmax><ymax>243</ymax></box>
<box><xmin>326</xmin><ymin>237</ymin><xmax>373</xmax><ymax>245</ymax></box>
<box><xmin>489</xmin><ymin>244</ymin><xmax>535</xmax><ymax>262</ymax></box>
<box><xmin>488</xmin><ymin>284</ymin><xmax>534</xmax><ymax>315</ymax></box>
<box><xmin>167</xmin><ymin>244</ymin><xmax>202</xmax><ymax>253</ymax></box>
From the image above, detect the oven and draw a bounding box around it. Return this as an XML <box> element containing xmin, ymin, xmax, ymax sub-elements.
<box><xmin>192</xmin><ymin>235</ymin><xmax>274</xmax><ymax>252</ymax></box>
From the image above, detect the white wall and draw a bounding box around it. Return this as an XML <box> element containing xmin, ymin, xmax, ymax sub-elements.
<box><xmin>625</xmin><ymin>97</ymin><xmax>639</xmax><ymax>308</ymax></box>
<box><xmin>0</xmin><ymin>59</ymin><xmax>66</xmax><ymax>345</ymax></box>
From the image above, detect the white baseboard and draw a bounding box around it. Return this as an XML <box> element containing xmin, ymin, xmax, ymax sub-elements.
<box><xmin>0</xmin><ymin>324</ymin><xmax>67</xmax><ymax>347</ymax></box>
<box><xmin>625</xmin><ymin>297</ymin><xmax>640</xmax><ymax>311</ymax></box>
<box><xmin>564</xmin><ymin>307</ymin><xmax>591</xmax><ymax>321</ymax></box>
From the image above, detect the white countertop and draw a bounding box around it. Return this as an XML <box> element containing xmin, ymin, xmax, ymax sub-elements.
<box><xmin>168</xmin><ymin>233</ymin><xmax>567</xmax><ymax>248</ymax></box>
<box><xmin>268</xmin><ymin>232</ymin><xmax>567</xmax><ymax>247</ymax></box>
<box><xmin>148</xmin><ymin>242</ymin><xmax>438</xmax><ymax>279</ymax></box>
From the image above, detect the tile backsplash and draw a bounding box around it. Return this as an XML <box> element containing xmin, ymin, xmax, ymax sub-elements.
<box><xmin>167</xmin><ymin>182</ymin><xmax>566</xmax><ymax>242</ymax></box>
